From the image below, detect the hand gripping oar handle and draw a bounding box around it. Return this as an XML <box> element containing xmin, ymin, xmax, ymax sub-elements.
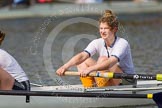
<box><xmin>64</xmin><ymin>71</ymin><xmax>162</xmax><ymax>81</ymax></box>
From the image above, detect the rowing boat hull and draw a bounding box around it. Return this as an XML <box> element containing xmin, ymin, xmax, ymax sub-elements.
<box><xmin>0</xmin><ymin>80</ymin><xmax>161</xmax><ymax>108</ymax></box>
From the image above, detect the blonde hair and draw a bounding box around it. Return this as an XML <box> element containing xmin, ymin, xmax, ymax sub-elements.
<box><xmin>99</xmin><ymin>10</ymin><xmax>118</xmax><ymax>30</ymax></box>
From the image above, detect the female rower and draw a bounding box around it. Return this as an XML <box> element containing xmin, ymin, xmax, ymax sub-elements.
<box><xmin>56</xmin><ymin>10</ymin><xmax>135</xmax><ymax>88</ymax></box>
<box><xmin>0</xmin><ymin>30</ymin><xmax>30</xmax><ymax>90</ymax></box>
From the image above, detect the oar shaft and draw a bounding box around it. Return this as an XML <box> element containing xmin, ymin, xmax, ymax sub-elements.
<box><xmin>64</xmin><ymin>71</ymin><xmax>162</xmax><ymax>81</ymax></box>
<box><xmin>0</xmin><ymin>90</ymin><xmax>152</xmax><ymax>99</ymax></box>
<box><xmin>114</xmin><ymin>73</ymin><xmax>157</xmax><ymax>80</ymax></box>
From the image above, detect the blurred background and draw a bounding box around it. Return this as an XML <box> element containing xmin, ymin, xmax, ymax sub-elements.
<box><xmin>0</xmin><ymin>0</ymin><xmax>162</xmax><ymax>108</ymax></box>
<box><xmin>0</xmin><ymin>0</ymin><xmax>161</xmax><ymax>9</ymax></box>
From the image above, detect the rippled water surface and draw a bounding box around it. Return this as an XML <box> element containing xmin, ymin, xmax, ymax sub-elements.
<box><xmin>0</xmin><ymin>12</ymin><xmax>162</xmax><ymax>108</ymax></box>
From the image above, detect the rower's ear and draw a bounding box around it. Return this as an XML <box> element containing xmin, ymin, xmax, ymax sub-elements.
<box><xmin>0</xmin><ymin>31</ymin><xmax>5</xmax><ymax>45</ymax></box>
<box><xmin>113</xmin><ymin>27</ymin><xmax>118</xmax><ymax>33</ymax></box>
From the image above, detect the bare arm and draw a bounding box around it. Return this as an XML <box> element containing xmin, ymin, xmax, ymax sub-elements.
<box><xmin>81</xmin><ymin>56</ymin><xmax>118</xmax><ymax>76</ymax></box>
<box><xmin>94</xmin><ymin>56</ymin><xmax>118</xmax><ymax>70</ymax></box>
<box><xmin>0</xmin><ymin>67</ymin><xmax>14</xmax><ymax>90</ymax></box>
<box><xmin>56</xmin><ymin>51</ymin><xmax>89</xmax><ymax>76</ymax></box>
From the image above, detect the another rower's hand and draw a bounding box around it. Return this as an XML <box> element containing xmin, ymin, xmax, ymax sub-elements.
<box><xmin>56</xmin><ymin>66</ymin><xmax>67</xmax><ymax>76</ymax></box>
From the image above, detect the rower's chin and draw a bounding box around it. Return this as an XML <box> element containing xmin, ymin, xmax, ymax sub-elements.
<box><xmin>101</xmin><ymin>35</ymin><xmax>107</xmax><ymax>38</ymax></box>
<box><xmin>101</xmin><ymin>37</ymin><xmax>107</xmax><ymax>40</ymax></box>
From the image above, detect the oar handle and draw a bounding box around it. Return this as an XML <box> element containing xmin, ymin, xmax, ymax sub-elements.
<box><xmin>64</xmin><ymin>71</ymin><xmax>80</xmax><ymax>76</ymax></box>
<box><xmin>64</xmin><ymin>71</ymin><xmax>107</xmax><ymax>77</ymax></box>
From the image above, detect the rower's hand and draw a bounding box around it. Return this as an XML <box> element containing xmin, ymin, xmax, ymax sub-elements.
<box><xmin>56</xmin><ymin>66</ymin><xmax>67</xmax><ymax>76</ymax></box>
<box><xmin>80</xmin><ymin>68</ymin><xmax>93</xmax><ymax>77</ymax></box>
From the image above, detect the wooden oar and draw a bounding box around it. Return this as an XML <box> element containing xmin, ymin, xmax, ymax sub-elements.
<box><xmin>64</xmin><ymin>71</ymin><xmax>162</xmax><ymax>81</ymax></box>
<box><xmin>0</xmin><ymin>90</ymin><xmax>161</xmax><ymax>107</ymax></box>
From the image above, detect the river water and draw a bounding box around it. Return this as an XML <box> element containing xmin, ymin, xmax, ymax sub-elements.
<box><xmin>0</xmin><ymin>12</ymin><xmax>162</xmax><ymax>108</ymax></box>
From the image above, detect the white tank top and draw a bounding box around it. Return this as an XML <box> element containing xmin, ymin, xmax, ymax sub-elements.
<box><xmin>0</xmin><ymin>49</ymin><xmax>29</xmax><ymax>82</ymax></box>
